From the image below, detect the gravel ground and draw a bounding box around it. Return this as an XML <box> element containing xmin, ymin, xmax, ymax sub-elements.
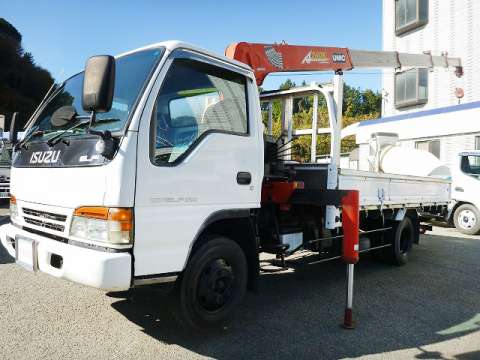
<box><xmin>0</xmin><ymin>214</ymin><xmax>479</xmax><ymax>360</ymax></box>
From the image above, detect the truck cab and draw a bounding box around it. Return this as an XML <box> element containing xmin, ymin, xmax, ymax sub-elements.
<box><xmin>450</xmin><ymin>151</ymin><xmax>480</xmax><ymax>234</ymax></box>
<box><xmin>1</xmin><ymin>41</ymin><xmax>263</xmax><ymax>294</ymax></box>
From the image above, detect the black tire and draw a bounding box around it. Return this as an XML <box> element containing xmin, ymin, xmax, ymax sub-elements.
<box><xmin>384</xmin><ymin>217</ymin><xmax>415</xmax><ymax>266</ymax></box>
<box><xmin>177</xmin><ymin>236</ymin><xmax>248</xmax><ymax>330</ymax></box>
<box><xmin>453</xmin><ymin>204</ymin><xmax>480</xmax><ymax>235</ymax></box>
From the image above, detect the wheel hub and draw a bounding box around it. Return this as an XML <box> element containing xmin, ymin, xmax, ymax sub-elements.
<box><xmin>458</xmin><ymin>209</ymin><xmax>476</xmax><ymax>229</ymax></box>
<box><xmin>197</xmin><ymin>259</ymin><xmax>235</xmax><ymax>312</ymax></box>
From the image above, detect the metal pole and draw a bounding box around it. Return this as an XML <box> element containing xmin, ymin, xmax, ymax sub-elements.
<box><xmin>268</xmin><ymin>101</ymin><xmax>273</xmax><ymax>136</ymax></box>
<box><xmin>331</xmin><ymin>73</ymin><xmax>344</xmax><ymax>168</ymax></box>
<box><xmin>285</xmin><ymin>96</ymin><xmax>293</xmax><ymax>160</ymax></box>
<box><xmin>343</xmin><ymin>263</ymin><xmax>355</xmax><ymax>329</ymax></box>
<box><xmin>23</xmin><ymin>81</ymin><xmax>57</xmax><ymax>130</ymax></box>
<box><xmin>311</xmin><ymin>92</ymin><xmax>318</xmax><ymax>163</ymax></box>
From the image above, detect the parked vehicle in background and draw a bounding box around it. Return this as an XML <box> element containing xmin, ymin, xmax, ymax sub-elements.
<box><xmin>451</xmin><ymin>151</ymin><xmax>480</xmax><ymax>234</ymax></box>
<box><xmin>343</xmin><ymin>103</ymin><xmax>480</xmax><ymax>234</ymax></box>
<box><xmin>0</xmin><ymin>139</ymin><xmax>12</xmax><ymax>200</ymax></box>
<box><xmin>0</xmin><ymin>113</ymin><xmax>23</xmax><ymax>200</ymax></box>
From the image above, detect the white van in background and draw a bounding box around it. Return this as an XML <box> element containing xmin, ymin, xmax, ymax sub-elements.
<box><xmin>343</xmin><ymin>101</ymin><xmax>480</xmax><ymax>235</ymax></box>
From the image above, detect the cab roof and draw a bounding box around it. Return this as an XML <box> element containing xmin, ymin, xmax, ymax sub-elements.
<box><xmin>117</xmin><ymin>40</ymin><xmax>253</xmax><ymax>74</ymax></box>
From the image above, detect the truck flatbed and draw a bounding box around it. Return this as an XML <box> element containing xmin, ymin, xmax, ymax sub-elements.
<box><xmin>338</xmin><ymin>168</ymin><xmax>450</xmax><ymax>210</ymax></box>
<box><xmin>287</xmin><ymin>164</ymin><xmax>450</xmax><ymax>210</ymax></box>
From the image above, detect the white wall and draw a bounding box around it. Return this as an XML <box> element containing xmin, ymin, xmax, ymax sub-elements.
<box><xmin>382</xmin><ymin>0</ymin><xmax>480</xmax><ymax>116</ymax></box>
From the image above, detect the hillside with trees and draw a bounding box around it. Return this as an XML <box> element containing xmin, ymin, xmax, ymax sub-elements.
<box><xmin>0</xmin><ymin>18</ymin><xmax>53</xmax><ymax>131</ymax></box>
<box><xmin>262</xmin><ymin>80</ymin><xmax>381</xmax><ymax>162</ymax></box>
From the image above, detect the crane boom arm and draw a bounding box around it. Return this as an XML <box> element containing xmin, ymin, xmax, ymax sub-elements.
<box><xmin>225</xmin><ymin>42</ymin><xmax>463</xmax><ymax>85</ymax></box>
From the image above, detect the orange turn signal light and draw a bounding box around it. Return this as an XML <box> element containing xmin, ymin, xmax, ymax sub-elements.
<box><xmin>10</xmin><ymin>195</ymin><xmax>16</xmax><ymax>205</ymax></box>
<box><xmin>108</xmin><ymin>208</ymin><xmax>133</xmax><ymax>231</ymax></box>
<box><xmin>74</xmin><ymin>207</ymin><xmax>109</xmax><ymax>220</ymax></box>
<box><xmin>73</xmin><ymin>207</ymin><xmax>133</xmax><ymax>231</ymax></box>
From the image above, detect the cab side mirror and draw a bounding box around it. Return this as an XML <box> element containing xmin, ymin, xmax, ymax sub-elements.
<box><xmin>82</xmin><ymin>55</ymin><xmax>115</xmax><ymax>113</ymax></box>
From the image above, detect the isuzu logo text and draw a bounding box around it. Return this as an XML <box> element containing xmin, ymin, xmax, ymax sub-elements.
<box><xmin>29</xmin><ymin>150</ymin><xmax>61</xmax><ymax>164</ymax></box>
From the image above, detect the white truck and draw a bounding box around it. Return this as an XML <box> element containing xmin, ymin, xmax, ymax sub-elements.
<box><xmin>450</xmin><ymin>151</ymin><xmax>480</xmax><ymax>234</ymax></box>
<box><xmin>343</xmin><ymin>103</ymin><xmax>480</xmax><ymax>235</ymax></box>
<box><xmin>0</xmin><ymin>41</ymin><xmax>461</xmax><ymax>329</ymax></box>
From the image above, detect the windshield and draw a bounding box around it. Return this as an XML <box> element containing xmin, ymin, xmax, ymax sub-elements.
<box><xmin>25</xmin><ymin>48</ymin><xmax>163</xmax><ymax>143</ymax></box>
<box><xmin>461</xmin><ymin>155</ymin><xmax>480</xmax><ymax>177</ymax></box>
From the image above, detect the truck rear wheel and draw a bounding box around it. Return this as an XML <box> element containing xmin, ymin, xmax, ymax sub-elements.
<box><xmin>453</xmin><ymin>204</ymin><xmax>480</xmax><ymax>235</ymax></box>
<box><xmin>178</xmin><ymin>236</ymin><xmax>248</xmax><ymax>330</ymax></box>
<box><xmin>383</xmin><ymin>217</ymin><xmax>414</xmax><ymax>266</ymax></box>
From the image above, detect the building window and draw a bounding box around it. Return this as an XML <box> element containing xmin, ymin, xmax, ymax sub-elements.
<box><xmin>475</xmin><ymin>136</ymin><xmax>480</xmax><ymax>150</ymax></box>
<box><xmin>416</xmin><ymin>139</ymin><xmax>440</xmax><ymax>159</ymax></box>
<box><xmin>394</xmin><ymin>68</ymin><xmax>428</xmax><ymax>108</ymax></box>
<box><xmin>395</xmin><ymin>0</ymin><xmax>428</xmax><ymax>35</ymax></box>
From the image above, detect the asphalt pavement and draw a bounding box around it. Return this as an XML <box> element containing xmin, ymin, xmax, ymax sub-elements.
<box><xmin>0</xmin><ymin>211</ymin><xmax>479</xmax><ymax>360</ymax></box>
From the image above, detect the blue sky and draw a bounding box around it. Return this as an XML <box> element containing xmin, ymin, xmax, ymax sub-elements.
<box><xmin>2</xmin><ymin>0</ymin><xmax>382</xmax><ymax>91</ymax></box>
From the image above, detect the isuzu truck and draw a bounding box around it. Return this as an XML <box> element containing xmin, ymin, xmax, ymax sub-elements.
<box><xmin>0</xmin><ymin>41</ymin><xmax>462</xmax><ymax>329</ymax></box>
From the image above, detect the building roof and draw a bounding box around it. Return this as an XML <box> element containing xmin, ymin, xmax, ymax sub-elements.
<box><xmin>342</xmin><ymin>101</ymin><xmax>480</xmax><ymax>143</ymax></box>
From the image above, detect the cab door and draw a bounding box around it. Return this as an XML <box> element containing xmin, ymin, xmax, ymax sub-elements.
<box><xmin>133</xmin><ymin>49</ymin><xmax>262</xmax><ymax>277</ymax></box>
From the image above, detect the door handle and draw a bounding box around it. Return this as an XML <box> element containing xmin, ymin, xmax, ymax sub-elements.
<box><xmin>237</xmin><ymin>172</ymin><xmax>252</xmax><ymax>185</ymax></box>
<box><xmin>455</xmin><ymin>187</ymin><xmax>464</xmax><ymax>192</ymax></box>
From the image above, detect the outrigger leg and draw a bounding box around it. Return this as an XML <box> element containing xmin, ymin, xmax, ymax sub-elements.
<box><xmin>341</xmin><ymin>190</ymin><xmax>360</xmax><ymax>329</ymax></box>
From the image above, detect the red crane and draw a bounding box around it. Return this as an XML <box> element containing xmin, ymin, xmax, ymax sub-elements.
<box><xmin>226</xmin><ymin>41</ymin><xmax>463</xmax><ymax>85</ymax></box>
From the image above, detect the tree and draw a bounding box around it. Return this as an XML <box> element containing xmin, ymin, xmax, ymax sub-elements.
<box><xmin>0</xmin><ymin>18</ymin><xmax>54</xmax><ymax>131</ymax></box>
<box><xmin>279</xmin><ymin>79</ymin><xmax>295</xmax><ymax>90</ymax></box>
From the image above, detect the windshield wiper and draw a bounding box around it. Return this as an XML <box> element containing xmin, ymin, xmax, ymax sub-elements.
<box><xmin>47</xmin><ymin>117</ymin><xmax>120</xmax><ymax>147</ymax></box>
<box><xmin>16</xmin><ymin>130</ymin><xmax>47</xmax><ymax>150</ymax></box>
<box><xmin>46</xmin><ymin>119</ymin><xmax>90</xmax><ymax>147</ymax></box>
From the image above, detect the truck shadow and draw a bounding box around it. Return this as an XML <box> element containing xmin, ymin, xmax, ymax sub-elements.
<box><xmin>111</xmin><ymin>234</ymin><xmax>480</xmax><ymax>359</ymax></box>
<box><xmin>0</xmin><ymin>245</ymin><xmax>14</xmax><ymax>264</ymax></box>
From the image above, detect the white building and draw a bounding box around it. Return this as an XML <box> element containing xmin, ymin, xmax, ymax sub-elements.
<box><xmin>382</xmin><ymin>0</ymin><xmax>480</xmax><ymax>116</ymax></box>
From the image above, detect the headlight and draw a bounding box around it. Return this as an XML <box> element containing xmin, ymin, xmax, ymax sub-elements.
<box><xmin>70</xmin><ymin>207</ymin><xmax>133</xmax><ymax>245</ymax></box>
<box><xmin>10</xmin><ymin>195</ymin><xmax>19</xmax><ymax>223</ymax></box>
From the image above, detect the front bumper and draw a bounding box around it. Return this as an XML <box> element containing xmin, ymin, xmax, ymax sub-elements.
<box><xmin>0</xmin><ymin>223</ymin><xmax>131</xmax><ymax>291</ymax></box>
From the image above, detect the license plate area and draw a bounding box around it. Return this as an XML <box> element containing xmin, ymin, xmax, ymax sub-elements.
<box><xmin>15</xmin><ymin>236</ymin><xmax>38</xmax><ymax>272</ymax></box>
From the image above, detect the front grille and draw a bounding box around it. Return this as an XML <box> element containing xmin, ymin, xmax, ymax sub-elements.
<box><xmin>22</xmin><ymin>208</ymin><xmax>67</xmax><ymax>222</ymax></box>
<box><xmin>23</xmin><ymin>216</ymin><xmax>65</xmax><ymax>232</ymax></box>
<box><xmin>21</xmin><ymin>207</ymin><xmax>67</xmax><ymax>233</ymax></box>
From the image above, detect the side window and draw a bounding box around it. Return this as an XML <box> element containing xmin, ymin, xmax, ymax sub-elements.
<box><xmin>151</xmin><ymin>58</ymin><xmax>248</xmax><ymax>165</ymax></box>
<box><xmin>415</xmin><ymin>139</ymin><xmax>440</xmax><ymax>159</ymax></box>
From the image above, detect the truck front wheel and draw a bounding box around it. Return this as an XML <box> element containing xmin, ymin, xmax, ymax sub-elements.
<box><xmin>178</xmin><ymin>236</ymin><xmax>248</xmax><ymax>330</ymax></box>
<box><xmin>453</xmin><ymin>204</ymin><xmax>480</xmax><ymax>235</ymax></box>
